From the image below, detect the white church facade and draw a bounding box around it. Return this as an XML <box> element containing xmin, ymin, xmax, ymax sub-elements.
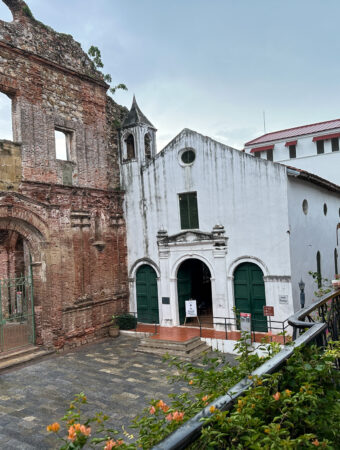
<box><xmin>120</xmin><ymin>99</ymin><xmax>340</xmax><ymax>332</ymax></box>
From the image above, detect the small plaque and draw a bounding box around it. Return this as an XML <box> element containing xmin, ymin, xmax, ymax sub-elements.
<box><xmin>162</xmin><ymin>297</ymin><xmax>170</xmax><ymax>305</ymax></box>
<box><xmin>279</xmin><ymin>295</ymin><xmax>288</xmax><ymax>304</ymax></box>
<box><xmin>263</xmin><ymin>306</ymin><xmax>274</xmax><ymax>317</ymax></box>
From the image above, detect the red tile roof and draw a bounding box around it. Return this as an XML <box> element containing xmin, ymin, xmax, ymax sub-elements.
<box><xmin>245</xmin><ymin>119</ymin><xmax>340</xmax><ymax>146</ymax></box>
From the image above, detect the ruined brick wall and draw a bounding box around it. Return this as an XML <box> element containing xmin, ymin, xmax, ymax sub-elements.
<box><xmin>0</xmin><ymin>140</ymin><xmax>21</xmax><ymax>190</ymax></box>
<box><xmin>0</xmin><ymin>0</ymin><xmax>129</xmax><ymax>349</ymax></box>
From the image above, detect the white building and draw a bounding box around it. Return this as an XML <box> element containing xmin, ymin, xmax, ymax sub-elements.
<box><xmin>244</xmin><ymin>119</ymin><xmax>340</xmax><ymax>185</ymax></box>
<box><xmin>120</xmin><ymin>100</ymin><xmax>340</xmax><ymax>332</ymax></box>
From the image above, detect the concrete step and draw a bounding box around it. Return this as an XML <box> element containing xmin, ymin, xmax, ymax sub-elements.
<box><xmin>139</xmin><ymin>336</ymin><xmax>203</xmax><ymax>352</ymax></box>
<box><xmin>137</xmin><ymin>337</ymin><xmax>210</xmax><ymax>361</ymax></box>
<box><xmin>0</xmin><ymin>346</ymin><xmax>54</xmax><ymax>372</ymax></box>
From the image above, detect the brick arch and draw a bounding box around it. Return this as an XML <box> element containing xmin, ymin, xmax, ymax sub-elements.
<box><xmin>0</xmin><ymin>217</ymin><xmax>45</xmax><ymax>262</ymax></box>
<box><xmin>0</xmin><ymin>202</ymin><xmax>49</xmax><ymax>240</ymax></box>
<box><xmin>2</xmin><ymin>0</ymin><xmax>30</xmax><ymax>21</ymax></box>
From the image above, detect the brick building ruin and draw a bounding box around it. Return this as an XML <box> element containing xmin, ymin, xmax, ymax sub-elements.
<box><xmin>0</xmin><ymin>0</ymin><xmax>129</xmax><ymax>351</ymax></box>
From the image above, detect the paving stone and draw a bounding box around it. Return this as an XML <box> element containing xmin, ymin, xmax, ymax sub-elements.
<box><xmin>0</xmin><ymin>336</ymin><xmax>191</xmax><ymax>447</ymax></box>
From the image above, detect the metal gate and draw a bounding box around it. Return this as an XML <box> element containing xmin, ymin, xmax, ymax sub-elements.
<box><xmin>0</xmin><ymin>270</ymin><xmax>35</xmax><ymax>352</ymax></box>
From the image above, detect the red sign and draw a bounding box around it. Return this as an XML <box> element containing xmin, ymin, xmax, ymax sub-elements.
<box><xmin>263</xmin><ymin>306</ymin><xmax>274</xmax><ymax>317</ymax></box>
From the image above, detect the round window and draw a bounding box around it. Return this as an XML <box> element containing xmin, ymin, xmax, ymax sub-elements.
<box><xmin>302</xmin><ymin>199</ymin><xmax>308</xmax><ymax>215</ymax></box>
<box><xmin>181</xmin><ymin>149</ymin><xmax>195</xmax><ymax>165</ymax></box>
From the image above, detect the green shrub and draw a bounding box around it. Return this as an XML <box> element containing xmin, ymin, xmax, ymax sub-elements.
<box><xmin>115</xmin><ymin>313</ymin><xmax>137</xmax><ymax>330</ymax></box>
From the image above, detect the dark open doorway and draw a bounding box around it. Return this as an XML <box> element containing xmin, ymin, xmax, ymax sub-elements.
<box><xmin>177</xmin><ymin>258</ymin><xmax>212</xmax><ymax>325</ymax></box>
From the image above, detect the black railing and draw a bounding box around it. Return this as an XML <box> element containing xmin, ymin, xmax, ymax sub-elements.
<box><xmin>191</xmin><ymin>315</ymin><xmax>289</xmax><ymax>344</ymax></box>
<box><xmin>152</xmin><ymin>289</ymin><xmax>340</xmax><ymax>450</ymax></box>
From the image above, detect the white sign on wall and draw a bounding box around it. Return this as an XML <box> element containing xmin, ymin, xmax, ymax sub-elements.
<box><xmin>185</xmin><ymin>300</ymin><xmax>197</xmax><ymax>317</ymax></box>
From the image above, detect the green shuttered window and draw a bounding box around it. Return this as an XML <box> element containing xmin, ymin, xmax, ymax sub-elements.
<box><xmin>179</xmin><ymin>192</ymin><xmax>199</xmax><ymax>229</ymax></box>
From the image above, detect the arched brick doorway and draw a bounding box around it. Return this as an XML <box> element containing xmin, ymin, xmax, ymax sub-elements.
<box><xmin>0</xmin><ymin>217</ymin><xmax>45</xmax><ymax>352</ymax></box>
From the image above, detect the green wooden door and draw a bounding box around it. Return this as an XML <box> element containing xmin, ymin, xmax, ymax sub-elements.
<box><xmin>177</xmin><ymin>264</ymin><xmax>192</xmax><ymax>324</ymax></box>
<box><xmin>234</xmin><ymin>263</ymin><xmax>267</xmax><ymax>332</ymax></box>
<box><xmin>136</xmin><ymin>265</ymin><xmax>159</xmax><ymax>324</ymax></box>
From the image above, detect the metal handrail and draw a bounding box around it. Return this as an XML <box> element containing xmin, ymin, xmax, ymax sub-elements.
<box><xmin>152</xmin><ymin>289</ymin><xmax>340</xmax><ymax>450</ymax></box>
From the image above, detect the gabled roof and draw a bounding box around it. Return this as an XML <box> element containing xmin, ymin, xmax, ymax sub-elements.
<box><xmin>245</xmin><ymin>118</ymin><xmax>340</xmax><ymax>146</ymax></box>
<box><xmin>121</xmin><ymin>96</ymin><xmax>155</xmax><ymax>129</ymax></box>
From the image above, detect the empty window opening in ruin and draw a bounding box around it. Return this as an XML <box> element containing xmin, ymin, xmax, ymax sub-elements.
<box><xmin>144</xmin><ymin>133</ymin><xmax>152</xmax><ymax>160</ymax></box>
<box><xmin>55</xmin><ymin>129</ymin><xmax>71</xmax><ymax>161</ymax></box>
<box><xmin>125</xmin><ymin>134</ymin><xmax>135</xmax><ymax>159</ymax></box>
<box><xmin>0</xmin><ymin>92</ymin><xmax>13</xmax><ymax>140</ymax></box>
<box><xmin>0</xmin><ymin>3</ymin><xmax>13</xmax><ymax>22</ymax></box>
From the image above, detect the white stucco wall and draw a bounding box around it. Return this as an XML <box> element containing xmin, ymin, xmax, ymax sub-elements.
<box><xmin>122</xmin><ymin>128</ymin><xmax>295</xmax><ymax>327</ymax></box>
<box><xmin>287</xmin><ymin>176</ymin><xmax>340</xmax><ymax>309</ymax></box>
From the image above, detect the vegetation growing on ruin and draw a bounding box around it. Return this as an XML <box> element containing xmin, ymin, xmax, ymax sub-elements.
<box><xmin>22</xmin><ymin>4</ymin><xmax>34</xmax><ymax>19</ymax></box>
<box><xmin>88</xmin><ymin>46</ymin><xmax>127</xmax><ymax>96</ymax></box>
<box><xmin>47</xmin><ymin>335</ymin><xmax>340</xmax><ymax>449</ymax></box>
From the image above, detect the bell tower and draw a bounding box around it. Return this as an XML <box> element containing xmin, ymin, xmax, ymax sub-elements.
<box><xmin>120</xmin><ymin>96</ymin><xmax>157</xmax><ymax>164</ymax></box>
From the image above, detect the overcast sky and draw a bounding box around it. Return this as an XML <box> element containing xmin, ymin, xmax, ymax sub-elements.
<box><xmin>1</xmin><ymin>0</ymin><xmax>340</xmax><ymax>150</ymax></box>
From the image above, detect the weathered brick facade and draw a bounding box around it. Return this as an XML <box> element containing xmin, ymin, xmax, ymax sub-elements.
<box><xmin>0</xmin><ymin>0</ymin><xmax>129</xmax><ymax>349</ymax></box>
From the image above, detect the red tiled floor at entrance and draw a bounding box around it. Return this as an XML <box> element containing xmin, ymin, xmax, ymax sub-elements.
<box><xmin>135</xmin><ymin>324</ymin><xmax>287</xmax><ymax>344</ymax></box>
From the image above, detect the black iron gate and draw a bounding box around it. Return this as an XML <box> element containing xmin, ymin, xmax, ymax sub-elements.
<box><xmin>0</xmin><ymin>270</ymin><xmax>35</xmax><ymax>352</ymax></box>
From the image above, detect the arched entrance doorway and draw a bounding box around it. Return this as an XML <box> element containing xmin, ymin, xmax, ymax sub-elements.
<box><xmin>136</xmin><ymin>265</ymin><xmax>159</xmax><ymax>324</ymax></box>
<box><xmin>234</xmin><ymin>262</ymin><xmax>267</xmax><ymax>332</ymax></box>
<box><xmin>177</xmin><ymin>259</ymin><xmax>212</xmax><ymax>324</ymax></box>
<box><xmin>0</xmin><ymin>230</ymin><xmax>34</xmax><ymax>351</ymax></box>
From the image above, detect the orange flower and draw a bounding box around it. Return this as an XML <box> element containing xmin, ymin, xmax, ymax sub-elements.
<box><xmin>285</xmin><ymin>389</ymin><xmax>292</xmax><ymax>396</ymax></box>
<box><xmin>273</xmin><ymin>392</ymin><xmax>281</xmax><ymax>401</ymax></box>
<box><xmin>189</xmin><ymin>380</ymin><xmax>194</xmax><ymax>385</ymax></box>
<box><xmin>172</xmin><ymin>411</ymin><xmax>185</xmax><ymax>422</ymax></box>
<box><xmin>104</xmin><ymin>440</ymin><xmax>123</xmax><ymax>449</ymax></box>
<box><xmin>209</xmin><ymin>406</ymin><xmax>216</xmax><ymax>413</ymax></box>
<box><xmin>79</xmin><ymin>425</ymin><xmax>91</xmax><ymax>436</ymax></box>
<box><xmin>166</xmin><ymin>411</ymin><xmax>184</xmax><ymax>422</ymax></box>
<box><xmin>312</xmin><ymin>440</ymin><xmax>320</xmax><ymax>446</ymax></box>
<box><xmin>46</xmin><ymin>422</ymin><xmax>60</xmax><ymax>433</ymax></box>
<box><xmin>68</xmin><ymin>426</ymin><xmax>76</xmax><ymax>441</ymax></box>
<box><xmin>202</xmin><ymin>395</ymin><xmax>209</xmax><ymax>402</ymax></box>
<box><xmin>149</xmin><ymin>406</ymin><xmax>156</xmax><ymax>414</ymax></box>
<box><xmin>156</xmin><ymin>400</ymin><xmax>169</xmax><ymax>412</ymax></box>
<box><xmin>104</xmin><ymin>440</ymin><xmax>116</xmax><ymax>450</ymax></box>
<box><xmin>67</xmin><ymin>424</ymin><xmax>91</xmax><ymax>441</ymax></box>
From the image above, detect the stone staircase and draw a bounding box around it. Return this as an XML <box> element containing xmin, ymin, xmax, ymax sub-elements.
<box><xmin>136</xmin><ymin>336</ymin><xmax>210</xmax><ymax>361</ymax></box>
<box><xmin>0</xmin><ymin>345</ymin><xmax>54</xmax><ymax>372</ymax></box>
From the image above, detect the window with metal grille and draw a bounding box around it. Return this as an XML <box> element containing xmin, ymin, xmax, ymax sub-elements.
<box><xmin>179</xmin><ymin>192</ymin><xmax>199</xmax><ymax>229</ymax></box>
<box><xmin>267</xmin><ymin>149</ymin><xmax>273</xmax><ymax>161</ymax></box>
<box><xmin>316</xmin><ymin>251</ymin><xmax>322</xmax><ymax>288</ymax></box>
<box><xmin>316</xmin><ymin>140</ymin><xmax>324</xmax><ymax>154</ymax></box>
<box><xmin>289</xmin><ymin>144</ymin><xmax>296</xmax><ymax>159</ymax></box>
<box><xmin>335</xmin><ymin>248</ymin><xmax>338</xmax><ymax>275</ymax></box>
<box><xmin>331</xmin><ymin>137</ymin><xmax>339</xmax><ymax>152</ymax></box>
<box><xmin>254</xmin><ymin>152</ymin><xmax>261</xmax><ymax>158</ymax></box>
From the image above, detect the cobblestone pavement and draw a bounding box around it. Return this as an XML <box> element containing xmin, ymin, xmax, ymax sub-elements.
<box><xmin>0</xmin><ymin>335</ymin><xmax>204</xmax><ymax>449</ymax></box>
